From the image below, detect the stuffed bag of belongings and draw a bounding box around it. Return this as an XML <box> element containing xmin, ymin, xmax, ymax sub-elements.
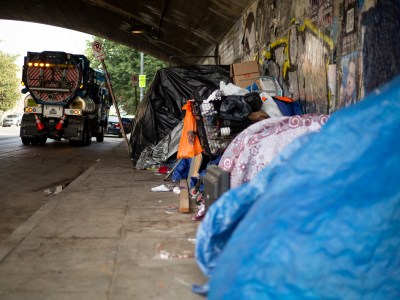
<box><xmin>194</xmin><ymin>75</ymin><xmax>400</xmax><ymax>299</ymax></box>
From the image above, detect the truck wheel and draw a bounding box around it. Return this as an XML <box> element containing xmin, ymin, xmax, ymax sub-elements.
<box><xmin>96</xmin><ymin>127</ymin><xmax>104</xmax><ymax>142</ymax></box>
<box><xmin>85</xmin><ymin>122</ymin><xmax>92</xmax><ymax>146</ymax></box>
<box><xmin>69</xmin><ymin>139</ymin><xmax>79</xmax><ymax>146</ymax></box>
<box><xmin>86</xmin><ymin>135</ymin><xmax>92</xmax><ymax>145</ymax></box>
<box><xmin>79</xmin><ymin>129</ymin><xmax>87</xmax><ymax>147</ymax></box>
<box><xmin>21</xmin><ymin>137</ymin><xmax>31</xmax><ymax>145</ymax></box>
<box><xmin>80</xmin><ymin>120</ymin><xmax>91</xmax><ymax>146</ymax></box>
<box><xmin>38</xmin><ymin>137</ymin><xmax>47</xmax><ymax>145</ymax></box>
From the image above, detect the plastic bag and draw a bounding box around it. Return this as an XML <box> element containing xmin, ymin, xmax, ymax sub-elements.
<box><xmin>219</xmin><ymin>81</ymin><xmax>248</xmax><ymax>96</ymax></box>
<box><xmin>219</xmin><ymin>93</ymin><xmax>262</xmax><ymax>122</ymax></box>
<box><xmin>243</xmin><ymin>92</ymin><xmax>263</xmax><ymax>111</ymax></box>
<box><xmin>219</xmin><ymin>95</ymin><xmax>252</xmax><ymax>121</ymax></box>
<box><xmin>259</xmin><ymin>93</ymin><xmax>283</xmax><ymax>118</ymax></box>
<box><xmin>177</xmin><ymin>101</ymin><xmax>203</xmax><ymax>159</ymax></box>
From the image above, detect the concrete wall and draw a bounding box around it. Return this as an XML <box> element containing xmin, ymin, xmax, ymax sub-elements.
<box><xmin>212</xmin><ymin>0</ymin><xmax>400</xmax><ymax>114</ymax></box>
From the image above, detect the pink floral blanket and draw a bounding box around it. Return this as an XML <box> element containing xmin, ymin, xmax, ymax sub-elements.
<box><xmin>218</xmin><ymin>114</ymin><xmax>330</xmax><ymax>187</ymax></box>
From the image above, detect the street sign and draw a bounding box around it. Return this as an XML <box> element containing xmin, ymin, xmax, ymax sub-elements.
<box><xmin>131</xmin><ymin>74</ymin><xmax>139</xmax><ymax>86</ymax></box>
<box><xmin>139</xmin><ymin>75</ymin><xmax>146</xmax><ymax>88</ymax></box>
<box><xmin>92</xmin><ymin>41</ymin><xmax>106</xmax><ymax>61</ymax></box>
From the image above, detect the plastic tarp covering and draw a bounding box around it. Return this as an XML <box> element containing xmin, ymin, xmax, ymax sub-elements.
<box><xmin>130</xmin><ymin>65</ymin><xmax>230</xmax><ymax>162</ymax></box>
<box><xmin>195</xmin><ymin>76</ymin><xmax>400</xmax><ymax>299</ymax></box>
<box><xmin>135</xmin><ymin>121</ymin><xmax>183</xmax><ymax>169</ymax></box>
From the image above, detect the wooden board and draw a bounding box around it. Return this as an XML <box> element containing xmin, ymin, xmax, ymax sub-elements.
<box><xmin>178</xmin><ymin>154</ymin><xmax>203</xmax><ymax>213</ymax></box>
<box><xmin>178</xmin><ymin>179</ymin><xmax>190</xmax><ymax>213</ymax></box>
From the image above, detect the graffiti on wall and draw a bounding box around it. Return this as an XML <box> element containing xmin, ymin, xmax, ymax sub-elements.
<box><xmin>257</xmin><ymin>15</ymin><xmax>335</xmax><ymax>114</ymax></box>
<box><xmin>235</xmin><ymin>0</ymin><xmax>367</xmax><ymax>114</ymax></box>
<box><xmin>226</xmin><ymin>0</ymin><xmax>339</xmax><ymax>114</ymax></box>
<box><xmin>227</xmin><ymin>0</ymin><xmax>398</xmax><ymax>114</ymax></box>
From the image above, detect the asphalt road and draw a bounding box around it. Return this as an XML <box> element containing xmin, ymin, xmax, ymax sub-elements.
<box><xmin>0</xmin><ymin>125</ymin><xmax>126</xmax><ymax>242</ymax></box>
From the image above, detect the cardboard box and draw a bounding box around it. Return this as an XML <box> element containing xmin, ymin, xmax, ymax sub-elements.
<box><xmin>230</xmin><ymin>61</ymin><xmax>260</xmax><ymax>88</ymax></box>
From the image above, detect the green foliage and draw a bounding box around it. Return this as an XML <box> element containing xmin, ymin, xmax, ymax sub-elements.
<box><xmin>84</xmin><ymin>37</ymin><xmax>167</xmax><ymax>114</ymax></box>
<box><xmin>0</xmin><ymin>51</ymin><xmax>20</xmax><ymax>111</ymax></box>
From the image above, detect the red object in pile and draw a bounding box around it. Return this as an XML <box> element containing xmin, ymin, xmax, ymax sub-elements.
<box><xmin>158</xmin><ymin>166</ymin><xmax>169</xmax><ymax>174</ymax></box>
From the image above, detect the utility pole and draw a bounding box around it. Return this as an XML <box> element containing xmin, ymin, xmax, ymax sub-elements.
<box><xmin>92</xmin><ymin>40</ymin><xmax>131</xmax><ymax>156</ymax></box>
<box><xmin>140</xmin><ymin>52</ymin><xmax>144</xmax><ymax>101</ymax></box>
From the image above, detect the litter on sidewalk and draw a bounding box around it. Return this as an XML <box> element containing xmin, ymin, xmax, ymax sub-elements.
<box><xmin>151</xmin><ymin>184</ymin><xmax>171</xmax><ymax>192</ymax></box>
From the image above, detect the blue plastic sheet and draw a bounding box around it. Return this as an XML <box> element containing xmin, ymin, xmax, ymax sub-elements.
<box><xmin>195</xmin><ymin>76</ymin><xmax>400</xmax><ymax>299</ymax></box>
<box><xmin>171</xmin><ymin>158</ymin><xmax>191</xmax><ymax>182</ymax></box>
<box><xmin>273</xmin><ymin>97</ymin><xmax>303</xmax><ymax>116</ymax></box>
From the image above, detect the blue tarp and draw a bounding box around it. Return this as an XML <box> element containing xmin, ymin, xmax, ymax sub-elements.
<box><xmin>171</xmin><ymin>158</ymin><xmax>191</xmax><ymax>182</ymax></box>
<box><xmin>195</xmin><ymin>76</ymin><xmax>400</xmax><ymax>299</ymax></box>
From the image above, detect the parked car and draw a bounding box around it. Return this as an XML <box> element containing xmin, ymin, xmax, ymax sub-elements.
<box><xmin>106</xmin><ymin>115</ymin><xmax>123</xmax><ymax>137</ymax></box>
<box><xmin>106</xmin><ymin>115</ymin><xmax>135</xmax><ymax>138</ymax></box>
<box><xmin>121</xmin><ymin>117</ymin><xmax>134</xmax><ymax>134</ymax></box>
<box><xmin>2</xmin><ymin>114</ymin><xmax>22</xmax><ymax>127</ymax></box>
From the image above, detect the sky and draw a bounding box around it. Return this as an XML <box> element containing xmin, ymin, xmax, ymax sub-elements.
<box><xmin>0</xmin><ymin>20</ymin><xmax>92</xmax><ymax>66</ymax></box>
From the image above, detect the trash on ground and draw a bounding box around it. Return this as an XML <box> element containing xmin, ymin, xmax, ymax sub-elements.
<box><xmin>158</xmin><ymin>165</ymin><xmax>170</xmax><ymax>174</ymax></box>
<box><xmin>151</xmin><ymin>184</ymin><xmax>171</xmax><ymax>192</ymax></box>
<box><xmin>172</xmin><ymin>186</ymin><xmax>181</xmax><ymax>194</ymax></box>
<box><xmin>155</xmin><ymin>249</ymin><xmax>194</xmax><ymax>260</ymax></box>
<box><xmin>43</xmin><ymin>184</ymin><xmax>67</xmax><ymax>196</ymax></box>
<box><xmin>165</xmin><ymin>206</ymin><xmax>178</xmax><ymax>214</ymax></box>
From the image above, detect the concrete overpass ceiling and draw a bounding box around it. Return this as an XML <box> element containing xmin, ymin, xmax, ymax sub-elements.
<box><xmin>0</xmin><ymin>0</ymin><xmax>251</xmax><ymax>64</ymax></box>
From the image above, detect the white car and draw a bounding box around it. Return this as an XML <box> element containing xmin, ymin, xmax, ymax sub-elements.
<box><xmin>2</xmin><ymin>114</ymin><xmax>22</xmax><ymax>127</ymax></box>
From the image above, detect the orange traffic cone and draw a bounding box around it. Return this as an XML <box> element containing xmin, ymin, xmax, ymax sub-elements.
<box><xmin>55</xmin><ymin>114</ymin><xmax>67</xmax><ymax>131</ymax></box>
<box><xmin>34</xmin><ymin>114</ymin><xmax>45</xmax><ymax>131</ymax></box>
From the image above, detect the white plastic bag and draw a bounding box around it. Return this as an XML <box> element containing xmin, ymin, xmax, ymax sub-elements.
<box><xmin>219</xmin><ymin>81</ymin><xmax>248</xmax><ymax>96</ymax></box>
<box><xmin>259</xmin><ymin>93</ymin><xmax>283</xmax><ymax>118</ymax></box>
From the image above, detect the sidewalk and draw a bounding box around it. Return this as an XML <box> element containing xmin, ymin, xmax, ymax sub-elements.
<box><xmin>0</xmin><ymin>142</ymin><xmax>206</xmax><ymax>300</ymax></box>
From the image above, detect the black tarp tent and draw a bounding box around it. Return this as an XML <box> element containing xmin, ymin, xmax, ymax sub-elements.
<box><xmin>130</xmin><ymin>65</ymin><xmax>230</xmax><ymax>163</ymax></box>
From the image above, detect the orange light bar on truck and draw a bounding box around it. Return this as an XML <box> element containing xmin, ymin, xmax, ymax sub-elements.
<box><xmin>27</xmin><ymin>62</ymin><xmax>76</xmax><ymax>68</ymax></box>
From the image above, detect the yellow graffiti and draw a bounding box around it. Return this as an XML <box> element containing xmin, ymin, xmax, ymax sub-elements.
<box><xmin>297</xmin><ymin>18</ymin><xmax>335</xmax><ymax>112</ymax></box>
<box><xmin>296</xmin><ymin>18</ymin><xmax>334</xmax><ymax>51</ymax></box>
<box><xmin>326</xmin><ymin>57</ymin><xmax>332</xmax><ymax>111</ymax></box>
<box><xmin>261</xmin><ymin>36</ymin><xmax>291</xmax><ymax>79</ymax></box>
<box><xmin>260</xmin><ymin>18</ymin><xmax>334</xmax><ymax>82</ymax></box>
